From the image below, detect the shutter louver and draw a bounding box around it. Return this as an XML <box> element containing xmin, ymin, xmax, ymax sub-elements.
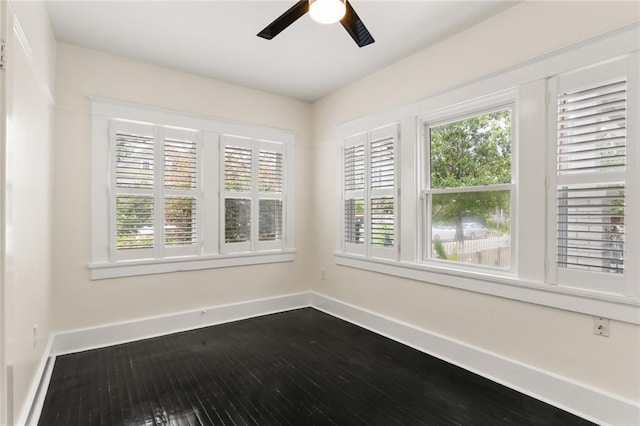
<box><xmin>557</xmin><ymin>80</ymin><xmax>626</xmax><ymax>175</ymax></box>
<box><xmin>165</xmin><ymin>138</ymin><xmax>197</xmax><ymax>189</ymax></box>
<box><xmin>259</xmin><ymin>151</ymin><xmax>283</xmax><ymax>192</ymax></box>
<box><xmin>556</xmin><ymin>78</ymin><xmax>626</xmax><ymax>274</ymax></box>
<box><xmin>165</xmin><ymin>196</ymin><xmax>197</xmax><ymax>246</ymax></box>
<box><xmin>116</xmin><ymin>132</ymin><xmax>154</xmax><ymax>188</ymax></box>
<box><xmin>345</xmin><ymin>198</ymin><xmax>364</xmax><ymax>244</ymax></box>
<box><xmin>345</xmin><ymin>145</ymin><xmax>365</xmax><ymax>191</ymax></box>
<box><xmin>116</xmin><ymin>195</ymin><xmax>154</xmax><ymax>249</ymax></box>
<box><xmin>557</xmin><ymin>184</ymin><xmax>624</xmax><ymax>273</ymax></box>
<box><xmin>259</xmin><ymin>199</ymin><xmax>283</xmax><ymax>241</ymax></box>
<box><xmin>371</xmin><ymin>197</ymin><xmax>394</xmax><ymax>246</ymax></box>
<box><xmin>371</xmin><ymin>137</ymin><xmax>394</xmax><ymax>189</ymax></box>
<box><xmin>225</xmin><ymin>198</ymin><xmax>251</xmax><ymax>243</ymax></box>
<box><xmin>225</xmin><ymin>146</ymin><xmax>252</xmax><ymax>191</ymax></box>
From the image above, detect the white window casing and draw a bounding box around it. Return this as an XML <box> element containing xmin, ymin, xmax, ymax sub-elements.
<box><xmin>91</xmin><ymin>99</ymin><xmax>295</xmax><ymax>279</ymax></box>
<box><xmin>419</xmin><ymin>91</ymin><xmax>517</xmax><ymax>274</ymax></box>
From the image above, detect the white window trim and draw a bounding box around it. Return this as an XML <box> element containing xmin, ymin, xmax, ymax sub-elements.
<box><xmin>419</xmin><ymin>93</ymin><xmax>517</xmax><ymax>273</ymax></box>
<box><xmin>91</xmin><ymin>98</ymin><xmax>295</xmax><ymax>279</ymax></box>
<box><xmin>334</xmin><ymin>25</ymin><xmax>640</xmax><ymax>325</ymax></box>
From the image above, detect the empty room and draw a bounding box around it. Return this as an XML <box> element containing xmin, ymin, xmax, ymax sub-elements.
<box><xmin>1</xmin><ymin>1</ymin><xmax>639</xmax><ymax>425</ymax></box>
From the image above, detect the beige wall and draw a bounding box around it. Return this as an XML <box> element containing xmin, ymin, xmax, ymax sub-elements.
<box><xmin>310</xmin><ymin>2</ymin><xmax>640</xmax><ymax>402</ymax></box>
<box><xmin>3</xmin><ymin>1</ymin><xmax>56</xmax><ymax>423</ymax></box>
<box><xmin>53</xmin><ymin>43</ymin><xmax>313</xmax><ymax>331</ymax></box>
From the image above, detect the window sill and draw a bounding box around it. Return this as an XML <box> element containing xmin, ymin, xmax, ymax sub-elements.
<box><xmin>334</xmin><ymin>253</ymin><xmax>640</xmax><ymax>324</ymax></box>
<box><xmin>91</xmin><ymin>250</ymin><xmax>296</xmax><ymax>280</ymax></box>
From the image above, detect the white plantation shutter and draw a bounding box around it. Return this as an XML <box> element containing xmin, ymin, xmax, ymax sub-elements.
<box><xmin>343</xmin><ymin>124</ymin><xmax>398</xmax><ymax>258</ymax></box>
<box><xmin>111</xmin><ymin>122</ymin><xmax>201</xmax><ymax>260</ymax></box>
<box><xmin>258</xmin><ymin>147</ymin><xmax>284</xmax><ymax>244</ymax></box>
<box><xmin>344</xmin><ymin>134</ymin><xmax>366</xmax><ymax>252</ymax></box>
<box><xmin>112</xmin><ymin>122</ymin><xmax>156</xmax><ymax>259</ymax></box>
<box><xmin>163</xmin><ymin>129</ymin><xmax>199</xmax><ymax>255</ymax></box>
<box><xmin>221</xmin><ymin>137</ymin><xmax>286</xmax><ymax>252</ymax></box>
<box><xmin>549</xmin><ymin>57</ymin><xmax>635</xmax><ymax>294</ymax></box>
<box><xmin>370</xmin><ymin>128</ymin><xmax>396</xmax><ymax>251</ymax></box>
<box><xmin>223</xmin><ymin>139</ymin><xmax>252</xmax><ymax>249</ymax></box>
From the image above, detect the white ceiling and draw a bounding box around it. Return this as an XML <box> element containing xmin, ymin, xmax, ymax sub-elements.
<box><xmin>45</xmin><ymin>1</ymin><xmax>516</xmax><ymax>102</ymax></box>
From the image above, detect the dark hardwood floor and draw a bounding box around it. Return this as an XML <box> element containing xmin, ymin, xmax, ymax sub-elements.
<box><xmin>39</xmin><ymin>308</ymin><xmax>594</xmax><ymax>425</ymax></box>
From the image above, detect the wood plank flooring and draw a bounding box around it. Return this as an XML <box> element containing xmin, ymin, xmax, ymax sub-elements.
<box><xmin>39</xmin><ymin>308</ymin><xmax>594</xmax><ymax>425</ymax></box>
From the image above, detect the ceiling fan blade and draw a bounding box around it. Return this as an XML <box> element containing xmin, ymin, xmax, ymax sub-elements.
<box><xmin>340</xmin><ymin>1</ymin><xmax>375</xmax><ymax>47</ymax></box>
<box><xmin>257</xmin><ymin>0</ymin><xmax>309</xmax><ymax>40</ymax></box>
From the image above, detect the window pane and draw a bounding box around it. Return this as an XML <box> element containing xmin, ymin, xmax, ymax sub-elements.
<box><xmin>225</xmin><ymin>198</ymin><xmax>251</xmax><ymax>243</ymax></box>
<box><xmin>165</xmin><ymin>138</ymin><xmax>197</xmax><ymax>189</ymax></box>
<box><xmin>116</xmin><ymin>196</ymin><xmax>154</xmax><ymax>250</ymax></box>
<box><xmin>345</xmin><ymin>198</ymin><xmax>364</xmax><ymax>244</ymax></box>
<box><xmin>557</xmin><ymin>184</ymin><xmax>624</xmax><ymax>273</ymax></box>
<box><xmin>259</xmin><ymin>151</ymin><xmax>283</xmax><ymax>192</ymax></box>
<box><xmin>371</xmin><ymin>197</ymin><xmax>394</xmax><ymax>246</ymax></box>
<box><xmin>224</xmin><ymin>147</ymin><xmax>252</xmax><ymax>191</ymax></box>
<box><xmin>430</xmin><ymin>109</ymin><xmax>511</xmax><ymax>188</ymax></box>
<box><xmin>165</xmin><ymin>196</ymin><xmax>196</xmax><ymax>246</ymax></box>
<box><xmin>116</xmin><ymin>132</ymin><xmax>154</xmax><ymax>189</ymax></box>
<box><xmin>259</xmin><ymin>199</ymin><xmax>283</xmax><ymax>241</ymax></box>
<box><xmin>430</xmin><ymin>190</ymin><xmax>510</xmax><ymax>268</ymax></box>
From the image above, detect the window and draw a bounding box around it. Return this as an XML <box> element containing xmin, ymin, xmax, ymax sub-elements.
<box><xmin>343</xmin><ymin>124</ymin><xmax>398</xmax><ymax>259</ymax></box>
<box><xmin>91</xmin><ymin>100</ymin><xmax>295</xmax><ymax>279</ymax></box>
<box><xmin>111</xmin><ymin>122</ymin><xmax>200</xmax><ymax>261</ymax></box>
<box><xmin>548</xmin><ymin>57</ymin><xmax>636</xmax><ymax>295</ymax></box>
<box><xmin>334</xmin><ymin>30</ymin><xmax>639</xmax><ymax>322</ymax></box>
<box><xmin>222</xmin><ymin>136</ymin><xmax>285</xmax><ymax>253</ymax></box>
<box><xmin>423</xmin><ymin>105</ymin><xmax>514</xmax><ymax>270</ymax></box>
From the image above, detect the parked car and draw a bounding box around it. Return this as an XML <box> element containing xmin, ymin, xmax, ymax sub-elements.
<box><xmin>463</xmin><ymin>222</ymin><xmax>488</xmax><ymax>239</ymax></box>
<box><xmin>432</xmin><ymin>224</ymin><xmax>455</xmax><ymax>241</ymax></box>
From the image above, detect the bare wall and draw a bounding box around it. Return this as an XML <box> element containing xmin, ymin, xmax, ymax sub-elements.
<box><xmin>53</xmin><ymin>43</ymin><xmax>313</xmax><ymax>332</ymax></box>
<box><xmin>3</xmin><ymin>1</ymin><xmax>56</xmax><ymax>423</ymax></box>
<box><xmin>310</xmin><ymin>2</ymin><xmax>640</xmax><ymax>402</ymax></box>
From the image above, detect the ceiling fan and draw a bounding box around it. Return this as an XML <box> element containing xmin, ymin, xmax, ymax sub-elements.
<box><xmin>257</xmin><ymin>0</ymin><xmax>375</xmax><ymax>48</ymax></box>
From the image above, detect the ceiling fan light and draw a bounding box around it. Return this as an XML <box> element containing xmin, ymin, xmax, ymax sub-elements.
<box><xmin>309</xmin><ymin>0</ymin><xmax>346</xmax><ymax>24</ymax></box>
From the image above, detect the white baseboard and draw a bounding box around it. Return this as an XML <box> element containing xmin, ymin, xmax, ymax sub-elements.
<box><xmin>52</xmin><ymin>292</ymin><xmax>310</xmax><ymax>355</ymax></box>
<box><xmin>310</xmin><ymin>292</ymin><xmax>640</xmax><ymax>426</ymax></box>
<box><xmin>26</xmin><ymin>290</ymin><xmax>638</xmax><ymax>426</ymax></box>
<box><xmin>15</xmin><ymin>335</ymin><xmax>54</xmax><ymax>426</ymax></box>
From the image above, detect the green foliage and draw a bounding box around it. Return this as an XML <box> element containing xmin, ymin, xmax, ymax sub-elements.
<box><xmin>430</xmin><ymin>110</ymin><xmax>511</xmax><ymax>188</ymax></box>
<box><xmin>430</xmin><ymin>110</ymin><xmax>512</xmax><ymax>240</ymax></box>
<box><xmin>433</xmin><ymin>240</ymin><xmax>448</xmax><ymax>260</ymax></box>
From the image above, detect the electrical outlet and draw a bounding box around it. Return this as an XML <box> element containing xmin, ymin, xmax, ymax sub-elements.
<box><xmin>320</xmin><ymin>268</ymin><xmax>326</xmax><ymax>281</ymax></box>
<box><xmin>593</xmin><ymin>317</ymin><xmax>609</xmax><ymax>337</ymax></box>
<box><xmin>33</xmin><ymin>323</ymin><xmax>38</xmax><ymax>348</ymax></box>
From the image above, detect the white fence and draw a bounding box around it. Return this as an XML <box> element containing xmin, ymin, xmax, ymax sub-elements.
<box><xmin>439</xmin><ymin>235</ymin><xmax>511</xmax><ymax>268</ymax></box>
